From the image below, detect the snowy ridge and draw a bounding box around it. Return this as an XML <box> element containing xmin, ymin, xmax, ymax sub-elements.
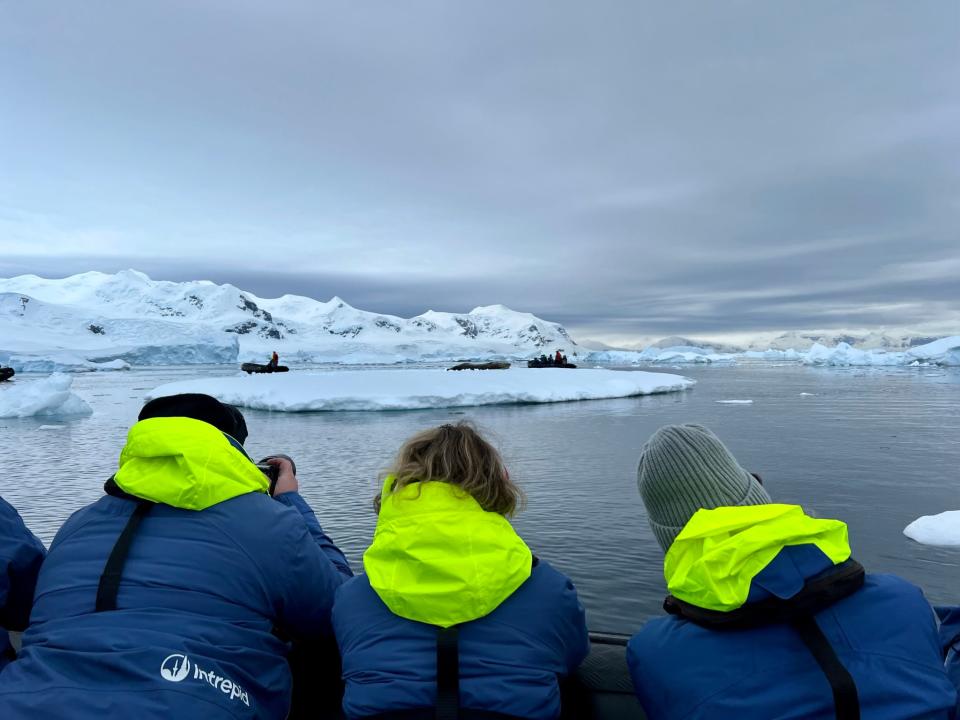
<box><xmin>0</xmin><ymin>271</ymin><xmax>575</xmax><ymax>369</ymax></box>
<box><xmin>145</xmin><ymin>368</ymin><xmax>695</xmax><ymax>412</ymax></box>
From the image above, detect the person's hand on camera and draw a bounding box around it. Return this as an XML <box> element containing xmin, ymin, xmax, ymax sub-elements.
<box><xmin>264</xmin><ymin>456</ymin><xmax>298</xmax><ymax>497</ymax></box>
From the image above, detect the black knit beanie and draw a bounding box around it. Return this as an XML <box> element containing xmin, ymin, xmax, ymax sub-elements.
<box><xmin>138</xmin><ymin>393</ymin><xmax>249</xmax><ymax>445</ymax></box>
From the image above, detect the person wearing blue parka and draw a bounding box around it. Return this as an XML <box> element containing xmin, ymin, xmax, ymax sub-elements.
<box><xmin>0</xmin><ymin>496</ymin><xmax>45</xmax><ymax>672</ymax></box>
<box><xmin>938</xmin><ymin>606</ymin><xmax>960</xmax><ymax>711</ymax></box>
<box><xmin>0</xmin><ymin>393</ymin><xmax>352</xmax><ymax>719</ymax></box>
<box><xmin>627</xmin><ymin>424</ymin><xmax>956</xmax><ymax>719</ymax></box>
<box><xmin>333</xmin><ymin>422</ymin><xmax>589</xmax><ymax>719</ymax></box>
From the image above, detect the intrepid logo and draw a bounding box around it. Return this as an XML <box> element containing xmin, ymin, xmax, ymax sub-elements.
<box><xmin>160</xmin><ymin>654</ymin><xmax>191</xmax><ymax>682</ymax></box>
<box><xmin>159</xmin><ymin>653</ymin><xmax>251</xmax><ymax>707</ymax></box>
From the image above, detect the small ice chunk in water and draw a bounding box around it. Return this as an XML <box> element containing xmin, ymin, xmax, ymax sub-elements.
<box><xmin>0</xmin><ymin>373</ymin><xmax>92</xmax><ymax>418</ymax></box>
<box><xmin>904</xmin><ymin>511</ymin><xmax>960</xmax><ymax>547</ymax></box>
<box><xmin>799</xmin><ymin>392</ymin><xmax>815</xmax><ymax>396</ymax></box>
<box><xmin>716</xmin><ymin>399</ymin><xmax>753</xmax><ymax>404</ymax></box>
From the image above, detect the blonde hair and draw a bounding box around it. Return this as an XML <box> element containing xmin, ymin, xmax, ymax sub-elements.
<box><xmin>376</xmin><ymin>422</ymin><xmax>525</xmax><ymax>516</ymax></box>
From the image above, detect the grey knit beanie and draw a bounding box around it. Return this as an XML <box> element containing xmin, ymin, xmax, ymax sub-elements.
<box><xmin>638</xmin><ymin>424</ymin><xmax>771</xmax><ymax>552</ymax></box>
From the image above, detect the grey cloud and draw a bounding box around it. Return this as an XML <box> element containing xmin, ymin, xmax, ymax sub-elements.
<box><xmin>0</xmin><ymin>1</ymin><xmax>957</xmax><ymax>341</ymax></box>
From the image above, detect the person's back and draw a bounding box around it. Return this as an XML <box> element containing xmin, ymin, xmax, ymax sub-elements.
<box><xmin>629</xmin><ymin>514</ymin><xmax>955</xmax><ymax>719</ymax></box>
<box><xmin>627</xmin><ymin>424</ymin><xmax>956</xmax><ymax>719</ymax></box>
<box><xmin>0</xmin><ymin>496</ymin><xmax>45</xmax><ymax>673</ymax></box>
<box><xmin>938</xmin><ymin>606</ymin><xmax>960</xmax><ymax>710</ymax></box>
<box><xmin>0</xmin><ymin>394</ymin><xmax>352</xmax><ymax>719</ymax></box>
<box><xmin>333</xmin><ymin>423</ymin><xmax>589</xmax><ymax>719</ymax></box>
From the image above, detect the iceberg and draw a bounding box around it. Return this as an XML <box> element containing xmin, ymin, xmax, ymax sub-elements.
<box><xmin>584</xmin><ymin>347</ymin><xmax>736</xmax><ymax>365</ymax></box>
<box><xmin>0</xmin><ymin>351</ymin><xmax>130</xmax><ymax>373</ymax></box>
<box><xmin>796</xmin><ymin>337</ymin><xmax>960</xmax><ymax>367</ymax></box>
<box><xmin>146</xmin><ymin>368</ymin><xmax>695</xmax><ymax>412</ymax></box>
<box><xmin>904</xmin><ymin>511</ymin><xmax>960</xmax><ymax>547</ymax></box>
<box><xmin>0</xmin><ymin>373</ymin><xmax>93</xmax><ymax>418</ymax></box>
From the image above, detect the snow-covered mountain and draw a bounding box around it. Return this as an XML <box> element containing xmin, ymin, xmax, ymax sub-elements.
<box><xmin>0</xmin><ymin>270</ymin><xmax>576</xmax><ymax>369</ymax></box>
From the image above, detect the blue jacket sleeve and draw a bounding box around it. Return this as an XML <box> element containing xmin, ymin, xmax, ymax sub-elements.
<box><xmin>936</xmin><ymin>606</ymin><xmax>960</xmax><ymax>695</ymax></box>
<box><xmin>0</xmin><ymin>497</ymin><xmax>46</xmax><ymax>631</ymax></box>
<box><xmin>272</xmin><ymin>492</ymin><xmax>353</xmax><ymax>640</ymax></box>
<box><xmin>552</xmin><ymin>572</ymin><xmax>590</xmax><ymax>674</ymax></box>
<box><xmin>275</xmin><ymin>492</ymin><xmax>352</xmax><ymax>579</ymax></box>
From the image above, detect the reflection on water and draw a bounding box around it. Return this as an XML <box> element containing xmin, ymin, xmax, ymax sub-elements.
<box><xmin>1</xmin><ymin>363</ymin><xmax>958</xmax><ymax>632</ymax></box>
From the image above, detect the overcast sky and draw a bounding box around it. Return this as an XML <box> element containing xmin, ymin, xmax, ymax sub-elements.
<box><xmin>1</xmin><ymin>1</ymin><xmax>957</xmax><ymax>343</ymax></box>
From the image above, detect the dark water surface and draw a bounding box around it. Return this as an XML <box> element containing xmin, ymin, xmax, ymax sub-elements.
<box><xmin>2</xmin><ymin>363</ymin><xmax>958</xmax><ymax>632</ymax></box>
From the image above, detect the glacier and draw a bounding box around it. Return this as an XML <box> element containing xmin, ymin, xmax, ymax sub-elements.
<box><xmin>0</xmin><ymin>271</ymin><xmax>575</xmax><ymax>369</ymax></box>
<box><xmin>0</xmin><ymin>373</ymin><xmax>93</xmax><ymax>418</ymax></box>
<box><xmin>145</xmin><ymin>368</ymin><xmax>695</xmax><ymax>412</ymax></box>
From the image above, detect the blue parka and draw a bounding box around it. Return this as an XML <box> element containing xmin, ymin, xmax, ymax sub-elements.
<box><xmin>628</xmin><ymin>505</ymin><xmax>956</xmax><ymax>719</ymax></box>
<box><xmin>938</xmin><ymin>606</ymin><xmax>960</xmax><ymax>710</ymax></box>
<box><xmin>333</xmin><ymin>479</ymin><xmax>589</xmax><ymax>719</ymax></box>
<box><xmin>0</xmin><ymin>497</ymin><xmax>45</xmax><ymax>672</ymax></box>
<box><xmin>0</xmin><ymin>417</ymin><xmax>352</xmax><ymax>719</ymax></box>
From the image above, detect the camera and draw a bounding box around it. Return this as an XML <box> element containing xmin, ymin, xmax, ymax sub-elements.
<box><xmin>256</xmin><ymin>462</ymin><xmax>280</xmax><ymax>495</ymax></box>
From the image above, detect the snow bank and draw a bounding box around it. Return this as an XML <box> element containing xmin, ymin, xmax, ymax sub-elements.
<box><xmin>0</xmin><ymin>373</ymin><xmax>93</xmax><ymax>418</ymax></box>
<box><xmin>904</xmin><ymin>511</ymin><xmax>960</xmax><ymax>547</ymax></box>
<box><xmin>146</xmin><ymin>368</ymin><xmax>694</xmax><ymax>412</ymax></box>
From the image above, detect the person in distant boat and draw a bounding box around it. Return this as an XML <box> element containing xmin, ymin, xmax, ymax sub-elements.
<box><xmin>333</xmin><ymin>422</ymin><xmax>589</xmax><ymax>718</ymax></box>
<box><xmin>0</xmin><ymin>496</ymin><xmax>45</xmax><ymax>673</ymax></box>
<box><xmin>0</xmin><ymin>393</ymin><xmax>352</xmax><ymax>719</ymax></box>
<box><xmin>268</xmin><ymin>350</ymin><xmax>279</xmax><ymax>370</ymax></box>
<box><xmin>627</xmin><ymin>423</ymin><xmax>956</xmax><ymax>719</ymax></box>
<box><xmin>540</xmin><ymin>353</ymin><xmax>549</xmax><ymax>365</ymax></box>
<box><xmin>561</xmin><ymin>354</ymin><xmax>568</xmax><ymax>365</ymax></box>
<box><xmin>554</xmin><ymin>349</ymin><xmax>563</xmax><ymax>365</ymax></box>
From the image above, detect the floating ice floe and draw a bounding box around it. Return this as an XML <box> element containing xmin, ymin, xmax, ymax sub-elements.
<box><xmin>146</xmin><ymin>368</ymin><xmax>695</xmax><ymax>412</ymax></box>
<box><xmin>716</xmin><ymin>399</ymin><xmax>753</xmax><ymax>404</ymax></box>
<box><xmin>904</xmin><ymin>511</ymin><xmax>960</xmax><ymax>547</ymax></box>
<box><xmin>0</xmin><ymin>373</ymin><xmax>93</xmax><ymax>418</ymax></box>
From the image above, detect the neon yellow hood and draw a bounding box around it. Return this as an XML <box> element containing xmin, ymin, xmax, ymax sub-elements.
<box><xmin>664</xmin><ymin>504</ymin><xmax>851</xmax><ymax>612</ymax></box>
<box><xmin>363</xmin><ymin>477</ymin><xmax>532</xmax><ymax>628</ymax></box>
<box><xmin>114</xmin><ymin>417</ymin><xmax>268</xmax><ymax>510</ymax></box>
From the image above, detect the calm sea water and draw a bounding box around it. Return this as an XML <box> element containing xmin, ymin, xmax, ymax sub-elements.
<box><xmin>2</xmin><ymin>362</ymin><xmax>958</xmax><ymax>632</ymax></box>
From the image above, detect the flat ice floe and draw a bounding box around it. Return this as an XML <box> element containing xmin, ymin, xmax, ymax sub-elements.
<box><xmin>0</xmin><ymin>373</ymin><xmax>93</xmax><ymax>418</ymax></box>
<box><xmin>146</xmin><ymin>368</ymin><xmax>694</xmax><ymax>412</ymax></box>
<box><xmin>903</xmin><ymin>511</ymin><xmax>960</xmax><ymax>547</ymax></box>
<box><xmin>715</xmin><ymin>399</ymin><xmax>753</xmax><ymax>404</ymax></box>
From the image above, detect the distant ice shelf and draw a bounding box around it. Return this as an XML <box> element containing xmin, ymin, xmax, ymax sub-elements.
<box><xmin>145</xmin><ymin>368</ymin><xmax>695</xmax><ymax>412</ymax></box>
